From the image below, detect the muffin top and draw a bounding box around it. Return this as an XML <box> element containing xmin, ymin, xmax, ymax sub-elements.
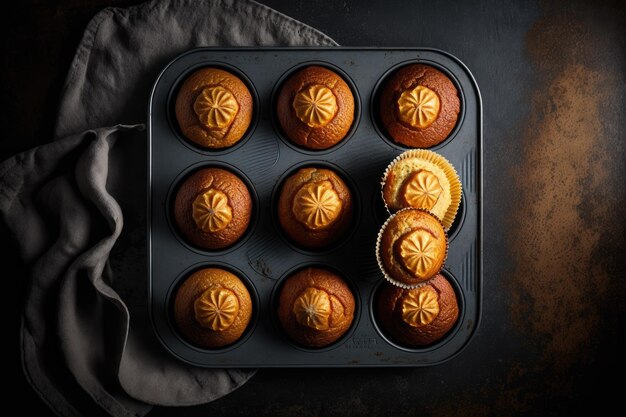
<box><xmin>174</xmin><ymin>167</ymin><xmax>252</xmax><ymax>250</ymax></box>
<box><xmin>278</xmin><ymin>167</ymin><xmax>353</xmax><ymax>249</ymax></box>
<box><xmin>376</xmin><ymin>273</ymin><xmax>459</xmax><ymax>346</ymax></box>
<box><xmin>174</xmin><ymin>268</ymin><xmax>253</xmax><ymax>348</ymax></box>
<box><xmin>277</xmin><ymin>267</ymin><xmax>355</xmax><ymax>348</ymax></box>
<box><xmin>382</xmin><ymin>149</ymin><xmax>461</xmax><ymax>230</ymax></box>
<box><xmin>377</xmin><ymin>208</ymin><xmax>448</xmax><ymax>286</ymax></box>
<box><xmin>276</xmin><ymin>66</ymin><xmax>355</xmax><ymax>150</ymax></box>
<box><xmin>175</xmin><ymin>67</ymin><xmax>253</xmax><ymax>149</ymax></box>
<box><xmin>380</xmin><ymin>64</ymin><xmax>460</xmax><ymax>148</ymax></box>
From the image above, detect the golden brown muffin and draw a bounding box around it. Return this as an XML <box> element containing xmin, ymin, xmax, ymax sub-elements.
<box><xmin>277</xmin><ymin>167</ymin><xmax>353</xmax><ymax>249</ymax></box>
<box><xmin>174</xmin><ymin>167</ymin><xmax>252</xmax><ymax>250</ymax></box>
<box><xmin>377</xmin><ymin>209</ymin><xmax>448</xmax><ymax>286</ymax></box>
<box><xmin>174</xmin><ymin>268</ymin><xmax>253</xmax><ymax>348</ymax></box>
<box><xmin>376</xmin><ymin>274</ymin><xmax>459</xmax><ymax>346</ymax></box>
<box><xmin>380</xmin><ymin>64</ymin><xmax>460</xmax><ymax>148</ymax></box>
<box><xmin>276</xmin><ymin>66</ymin><xmax>355</xmax><ymax>150</ymax></box>
<box><xmin>382</xmin><ymin>149</ymin><xmax>462</xmax><ymax>230</ymax></box>
<box><xmin>175</xmin><ymin>67</ymin><xmax>253</xmax><ymax>149</ymax></box>
<box><xmin>277</xmin><ymin>267</ymin><xmax>355</xmax><ymax>348</ymax></box>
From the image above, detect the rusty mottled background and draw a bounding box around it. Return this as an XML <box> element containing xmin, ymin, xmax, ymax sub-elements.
<box><xmin>3</xmin><ymin>0</ymin><xmax>625</xmax><ymax>415</ymax></box>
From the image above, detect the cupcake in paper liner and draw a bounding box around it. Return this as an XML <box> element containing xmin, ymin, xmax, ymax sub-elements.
<box><xmin>376</xmin><ymin>208</ymin><xmax>449</xmax><ymax>289</ymax></box>
<box><xmin>381</xmin><ymin>149</ymin><xmax>462</xmax><ymax>231</ymax></box>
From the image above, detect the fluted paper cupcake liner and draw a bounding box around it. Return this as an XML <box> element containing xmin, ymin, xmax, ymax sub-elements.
<box><xmin>375</xmin><ymin>208</ymin><xmax>449</xmax><ymax>289</ymax></box>
<box><xmin>380</xmin><ymin>149</ymin><xmax>462</xmax><ymax>231</ymax></box>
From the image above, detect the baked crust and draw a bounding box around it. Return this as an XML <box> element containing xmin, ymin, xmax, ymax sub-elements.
<box><xmin>174</xmin><ymin>167</ymin><xmax>252</xmax><ymax>250</ymax></box>
<box><xmin>175</xmin><ymin>67</ymin><xmax>253</xmax><ymax>148</ymax></box>
<box><xmin>378</xmin><ymin>209</ymin><xmax>448</xmax><ymax>285</ymax></box>
<box><xmin>277</xmin><ymin>66</ymin><xmax>355</xmax><ymax>150</ymax></box>
<box><xmin>382</xmin><ymin>156</ymin><xmax>452</xmax><ymax>219</ymax></box>
<box><xmin>277</xmin><ymin>267</ymin><xmax>355</xmax><ymax>348</ymax></box>
<box><xmin>376</xmin><ymin>274</ymin><xmax>459</xmax><ymax>346</ymax></box>
<box><xmin>380</xmin><ymin>64</ymin><xmax>460</xmax><ymax>148</ymax></box>
<box><xmin>174</xmin><ymin>268</ymin><xmax>253</xmax><ymax>348</ymax></box>
<box><xmin>277</xmin><ymin>167</ymin><xmax>353</xmax><ymax>249</ymax></box>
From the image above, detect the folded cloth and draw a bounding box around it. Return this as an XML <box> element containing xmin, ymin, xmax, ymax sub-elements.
<box><xmin>1</xmin><ymin>0</ymin><xmax>336</xmax><ymax>416</ymax></box>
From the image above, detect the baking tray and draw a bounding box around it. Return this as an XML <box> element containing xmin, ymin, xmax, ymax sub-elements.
<box><xmin>148</xmin><ymin>47</ymin><xmax>482</xmax><ymax>367</ymax></box>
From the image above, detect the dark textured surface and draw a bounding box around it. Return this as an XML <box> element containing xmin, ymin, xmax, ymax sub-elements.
<box><xmin>4</xmin><ymin>0</ymin><xmax>625</xmax><ymax>415</ymax></box>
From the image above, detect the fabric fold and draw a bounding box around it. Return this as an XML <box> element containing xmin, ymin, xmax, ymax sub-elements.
<box><xmin>3</xmin><ymin>0</ymin><xmax>337</xmax><ymax>416</ymax></box>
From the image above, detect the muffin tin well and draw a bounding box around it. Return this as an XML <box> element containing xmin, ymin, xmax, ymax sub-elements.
<box><xmin>370</xmin><ymin>60</ymin><xmax>466</xmax><ymax>152</ymax></box>
<box><xmin>271</xmin><ymin>61</ymin><xmax>362</xmax><ymax>154</ymax></box>
<box><xmin>148</xmin><ymin>47</ymin><xmax>482</xmax><ymax>367</ymax></box>
<box><xmin>165</xmin><ymin>161</ymin><xmax>260</xmax><ymax>255</ymax></box>
<box><xmin>269</xmin><ymin>263</ymin><xmax>362</xmax><ymax>353</ymax></box>
<box><xmin>270</xmin><ymin>160</ymin><xmax>361</xmax><ymax>255</ymax></box>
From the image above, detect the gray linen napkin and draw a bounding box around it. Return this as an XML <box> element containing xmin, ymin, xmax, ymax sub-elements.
<box><xmin>1</xmin><ymin>0</ymin><xmax>336</xmax><ymax>416</ymax></box>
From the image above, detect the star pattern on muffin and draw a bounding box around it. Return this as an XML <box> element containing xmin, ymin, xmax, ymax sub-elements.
<box><xmin>398</xmin><ymin>229</ymin><xmax>437</xmax><ymax>278</ymax></box>
<box><xmin>193</xmin><ymin>287</ymin><xmax>240</xmax><ymax>331</ymax></box>
<box><xmin>292</xmin><ymin>84</ymin><xmax>338</xmax><ymax>128</ymax></box>
<box><xmin>193</xmin><ymin>86</ymin><xmax>240</xmax><ymax>129</ymax></box>
<box><xmin>192</xmin><ymin>189</ymin><xmax>233</xmax><ymax>233</ymax></box>
<box><xmin>292</xmin><ymin>181</ymin><xmax>342</xmax><ymax>230</ymax></box>
<box><xmin>397</xmin><ymin>85</ymin><xmax>441</xmax><ymax>129</ymax></box>
<box><xmin>292</xmin><ymin>287</ymin><xmax>331</xmax><ymax>330</ymax></box>
<box><xmin>402</xmin><ymin>170</ymin><xmax>443</xmax><ymax>210</ymax></box>
<box><xmin>400</xmin><ymin>286</ymin><xmax>440</xmax><ymax>327</ymax></box>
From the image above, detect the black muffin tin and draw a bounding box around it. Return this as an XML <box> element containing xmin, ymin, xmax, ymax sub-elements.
<box><xmin>148</xmin><ymin>47</ymin><xmax>482</xmax><ymax>367</ymax></box>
